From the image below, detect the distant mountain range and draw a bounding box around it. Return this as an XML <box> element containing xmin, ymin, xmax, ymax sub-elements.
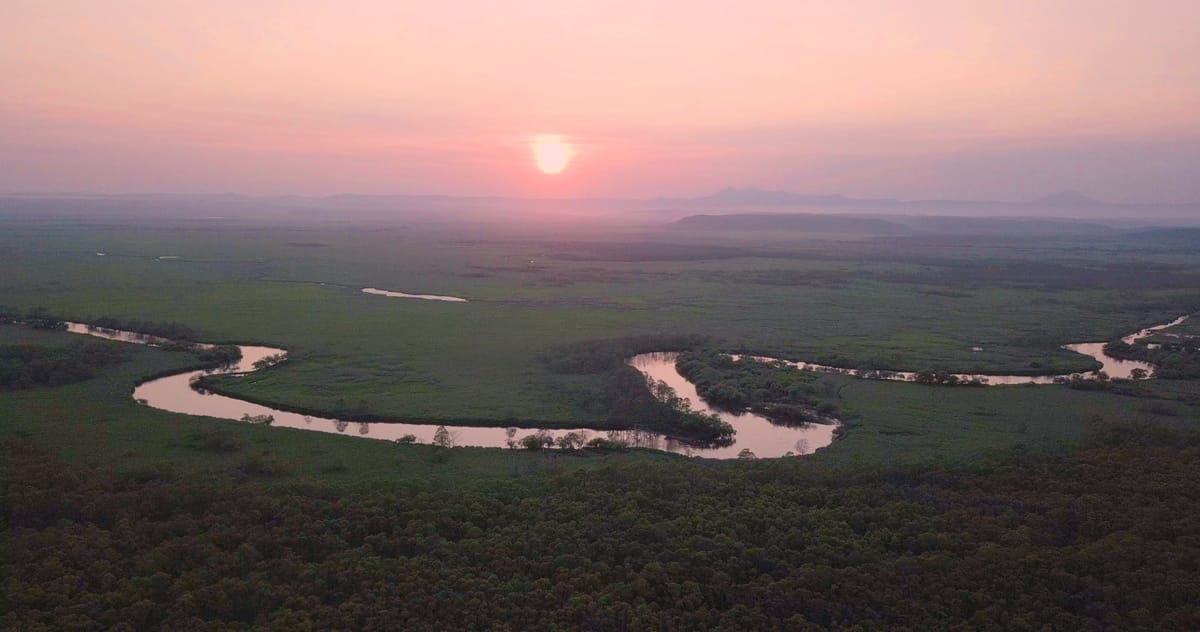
<box><xmin>3</xmin><ymin>188</ymin><xmax>1197</xmax><ymax>226</ymax></box>
<box><xmin>670</xmin><ymin>212</ymin><xmax>1122</xmax><ymax>236</ymax></box>
<box><xmin>661</xmin><ymin>187</ymin><xmax>1188</xmax><ymax>211</ymax></box>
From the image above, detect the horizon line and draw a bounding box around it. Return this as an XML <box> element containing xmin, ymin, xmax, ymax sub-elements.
<box><xmin>2</xmin><ymin>189</ymin><xmax>1199</xmax><ymax>208</ymax></box>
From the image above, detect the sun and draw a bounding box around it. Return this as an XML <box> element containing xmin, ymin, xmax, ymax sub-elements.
<box><xmin>532</xmin><ymin>134</ymin><xmax>572</xmax><ymax>174</ymax></box>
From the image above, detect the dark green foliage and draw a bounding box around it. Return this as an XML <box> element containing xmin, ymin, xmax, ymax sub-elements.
<box><xmin>545</xmin><ymin>336</ymin><xmax>734</xmax><ymax>444</ymax></box>
<box><xmin>1105</xmin><ymin>338</ymin><xmax>1200</xmax><ymax>379</ymax></box>
<box><xmin>0</xmin><ymin>342</ymin><xmax>130</xmax><ymax>390</ymax></box>
<box><xmin>90</xmin><ymin>315</ymin><xmax>201</xmax><ymax>341</ymax></box>
<box><xmin>196</xmin><ymin>345</ymin><xmax>242</xmax><ymax>366</ymax></box>
<box><xmin>583</xmin><ymin>437</ymin><xmax>627</xmax><ymax>451</ymax></box>
<box><xmin>621</xmin><ymin>372</ymin><xmax>734</xmax><ymax>445</ymax></box>
<box><xmin>5</xmin><ymin>430</ymin><xmax>1200</xmax><ymax>630</ymax></box>
<box><xmin>543</xmin><ymin>334</ymin><xmax>708</xmax><ymax>374</ymax></box>
<box><xmin>519</xmin><ymin>430</ymin><xmax>554</xmax><ymax>450</ymax></box>
<box><xmin>1065</xmin><ymin>372</ymin><xmax>1113</xmax><ymax>391</ymax></box>
<box><xmin>913</xmin><ymin>369</ymin><xmax>991</xmax><ymax>386</ymax></box>
<box><xmin>20</xmin><ymin>307</ymin><xmax>67</xmax><ymax>331</ymax></box>
<box><xmin>677</xmin><ymin>350</ymin><xmax>840</xmax><ymax>424</ymax></box>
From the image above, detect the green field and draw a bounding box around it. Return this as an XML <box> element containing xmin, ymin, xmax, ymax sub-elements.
<box><xmin>3</xmin><ymin>217</ymin><xmax>1197</xmax><ymax>433</ymax></box>
<box><xmin>5</xmin><ymin>319</ymin><xmax>1200</xmax><ymax>630</ymax></box>
<box><xmin>9</xmin><ymin>321</ymin><xmax>1200</xmax><ymax>480</ymax></box>
<box><xmin>0</xmin><ymin>323</ymin><xmax>679</xmax><ymax>487</ymax></box>
<box><xmin>3</xmin><ymin>212</ymin><xmax>1200</xmax><ymax>468</ymax></box>
<box><xmin>6</xmin><ymin>213</ymin><xmax>1200</xmax><ymax>630</ymax></box>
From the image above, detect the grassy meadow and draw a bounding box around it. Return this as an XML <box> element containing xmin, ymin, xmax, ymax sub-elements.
<box><xmin>6</xmin><ymin>213</ymin><xmax>1200</xmax><ymax>632</ymax></box>
<box><xmin>3</xmin><ymin>218</ymin><xmax>1197</xmax><ymax>431</ymax></box>
<box><xmin>3</xmin><ymin>213</ymin><xmax>1200</xmax><ymax>472</ymax></box>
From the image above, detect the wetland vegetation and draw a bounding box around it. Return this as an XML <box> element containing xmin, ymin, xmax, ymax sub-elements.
<box><xmin>3</xmin><ymin>208</ymin><xmax>1200</xmax><ymax>628</ymax></box>
<box><xmin>8</xmin><ymin>4</ymin><xmax>1200</xmax><ymax>627</ymax></box>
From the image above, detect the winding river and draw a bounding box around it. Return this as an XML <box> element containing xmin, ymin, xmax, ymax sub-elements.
<box><xmin>66</xmin><ymin>315</ymin><xmax>1187</xmax><ymax>459</ymax></box>
<box><xmin>737</xmin><ymin>315</ymin><xmax>1188</xmax><ymax>385</ymax></box>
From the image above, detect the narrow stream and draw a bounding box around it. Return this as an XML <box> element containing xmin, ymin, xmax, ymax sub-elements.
<box><xmin>735</xmin><ymin>316</ymin><xmax>1188</xmax><ymax>385</ymax></box>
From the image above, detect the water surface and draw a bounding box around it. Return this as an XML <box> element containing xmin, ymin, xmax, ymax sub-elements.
<box><xmin>65</xmin><ymin>314</ymin><xmax>1189</xmax><ymax>459</ymax></box>
<box><xmin>362</xmin><ymin>288</ymin><xmax>467</xmax><ymax>302</ymax></box>
<box><xmin>735</xmin><ymin>316</ymin><xmax>1189</xmax><ymax>385</ymax></box>
<box><xmin>70</xmin><ymin>323</ymin><xmax>814</xmax><ymax>458</ymax></box>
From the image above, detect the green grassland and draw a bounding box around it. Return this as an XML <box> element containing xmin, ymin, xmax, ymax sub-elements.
<box><xmin>7</xmin><ymin>214</ymin><xmax>1200</xmax><ymax>628</ymax></box>
<box><xmin>4</xmin><ymin>318</ymin><xmax>1200</xmax><ymax>479</ymax></box>
<box><xmin>0</xmin><ymin>323</ymin><xmax>676</xmax><ymax>486</ymax></box>
<box><xmin>2</xmin><ymin>217</ymin><xmax>1197</xmax><ymax>430</ymax></box>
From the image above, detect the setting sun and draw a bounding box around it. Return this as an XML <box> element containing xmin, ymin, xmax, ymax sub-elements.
<box><xmin>532</xmin><ymin>135</ymin><xmax>572</xmax><ymax>174</ymax></box>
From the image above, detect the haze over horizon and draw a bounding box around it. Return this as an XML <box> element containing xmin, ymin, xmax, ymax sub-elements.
<box><xmin>3</xmin><ymin>1</ymin><xmax>1199</xmax><ymax>203</ymax></box>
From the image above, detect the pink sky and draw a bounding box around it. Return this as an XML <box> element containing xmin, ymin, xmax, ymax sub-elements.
<box><xmin>2</xmin><ymin>1</ymin><xmax>1199</xmax><ymax>202</ymax></box>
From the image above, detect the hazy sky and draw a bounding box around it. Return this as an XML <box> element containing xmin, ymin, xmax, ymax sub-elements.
<box><xmin>2</xmin><ymin>1</ymin><xmax>1199</xmax><ymax>202</ymax></box>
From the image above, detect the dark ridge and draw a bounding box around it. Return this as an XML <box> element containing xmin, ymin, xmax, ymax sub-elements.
<box><xmin>672</xmin><ymin>213</ymin><xmax>910</xmax><ymax>234</ymax></box>
<box><xmin>671</xmin><ymin>213</ymin><xmax>1119</xmax><ymax>236</ymax></box>
<box><xmin>547</xmin><ymin>241</ymin><xmax>751</xmax><ymax>262</ymax></box>
<box><xmin>900</xmin><ymin>216</ymin><xmax>1116</xmax><ymax>236</ymax></box>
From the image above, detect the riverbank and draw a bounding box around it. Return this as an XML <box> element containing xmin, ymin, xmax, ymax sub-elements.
<box><xmin>60</xmin><ymin>314</ymin><xmax>1192</xmax><ymax>459</ymax></box>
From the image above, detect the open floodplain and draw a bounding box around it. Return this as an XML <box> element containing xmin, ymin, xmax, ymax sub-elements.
<box><xmin>4</xmin><ymin>211</ymin><xmax>1200</xmax><ymax>463</ymax></box>
<box><xmin>5</xmin><ymin>207</ymin><xmax>1200</xmax><ymax>628</ymax></box>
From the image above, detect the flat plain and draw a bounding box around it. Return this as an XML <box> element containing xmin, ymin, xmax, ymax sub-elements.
<box><xmin>3</xmin><ymin>212</ymin><xmax>1199</xmax><ymax>468</ymax></box>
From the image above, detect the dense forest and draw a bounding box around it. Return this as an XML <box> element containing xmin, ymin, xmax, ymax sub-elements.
<box><xmin>4</xmin><ymin>425</ymin><xmax>1200</xmax><ymax>630</ymax></box>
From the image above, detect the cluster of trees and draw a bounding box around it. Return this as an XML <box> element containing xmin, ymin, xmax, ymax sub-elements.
<box><xmin>0</xmin><ymin>342</ymin><xmax>130</xmax><ymax>391</ymax></box>
<box><xmin>507</xmin><ymin>429</ymin><xmax>581</xmax><ymax>450</ymax></box>
<box><xmin>644</xmin><ymin>378</ymin><xmax>734</xmax><ymax>442</ymax></box>
<box><xmin>251</xmin><ymin>353</ymin><xmax>285</xmax><ymax>370</ymax></box>
<box><xmin>1055</xmin><ymin>371</ymin><xmax>1113</xmax><ymax>391</ymax></box>
<box><xmin>543</xmin><ymin>334</ymin><xmax>708</xmax><ymax>374</ymax></box>
<box><xmin>5</xmin><ymin>425</ymin><xmax>1200</xmax><ymax>629</ymax></box>
<box><xmin>198</xmin><ymin>345</ymin><xmax>242</xmax><ymax>366</ymax></box>
<box><xmin>912</xmin><ymin>369</ymin><xmax>987</xmax><ymax>386</ymax></box>
<box><xmin>0</xmin><ymin>306</ymin><xmax>67</xmax><ymax>331</ymax></box>
<box><xmin>1105</xmin><ymin>338</ymin><xmax>1200</xmax><ymax>379</ymax></box>
<box><xmin>0</xmin><ymin>311</ymin><xmax>235</xmax><ymax>391</ymax></box>
<box><xmin>499</xmin><ymin>428</ymin><xmax>636</xmax><ymax>452</ymax></box>
<box><xmin>87</xmin><ymin>315</ymin><xmax>201</xmax><ymax>341</ymax></box>
<box><xmin>676</xmin><ymin>350</ymin><xmax>841</xmax><ymax>425</ymax></box>
<box><xmin>544</xmin><ymin>336</ymin><xmax>734</xmax><ymax>445</ymax></box>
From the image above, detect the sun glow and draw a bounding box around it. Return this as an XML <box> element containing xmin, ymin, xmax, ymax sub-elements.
<box><xmin>532</xmin><ymin>135</ymin><xmax>572</xmax><ymax>174</ymax></box>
